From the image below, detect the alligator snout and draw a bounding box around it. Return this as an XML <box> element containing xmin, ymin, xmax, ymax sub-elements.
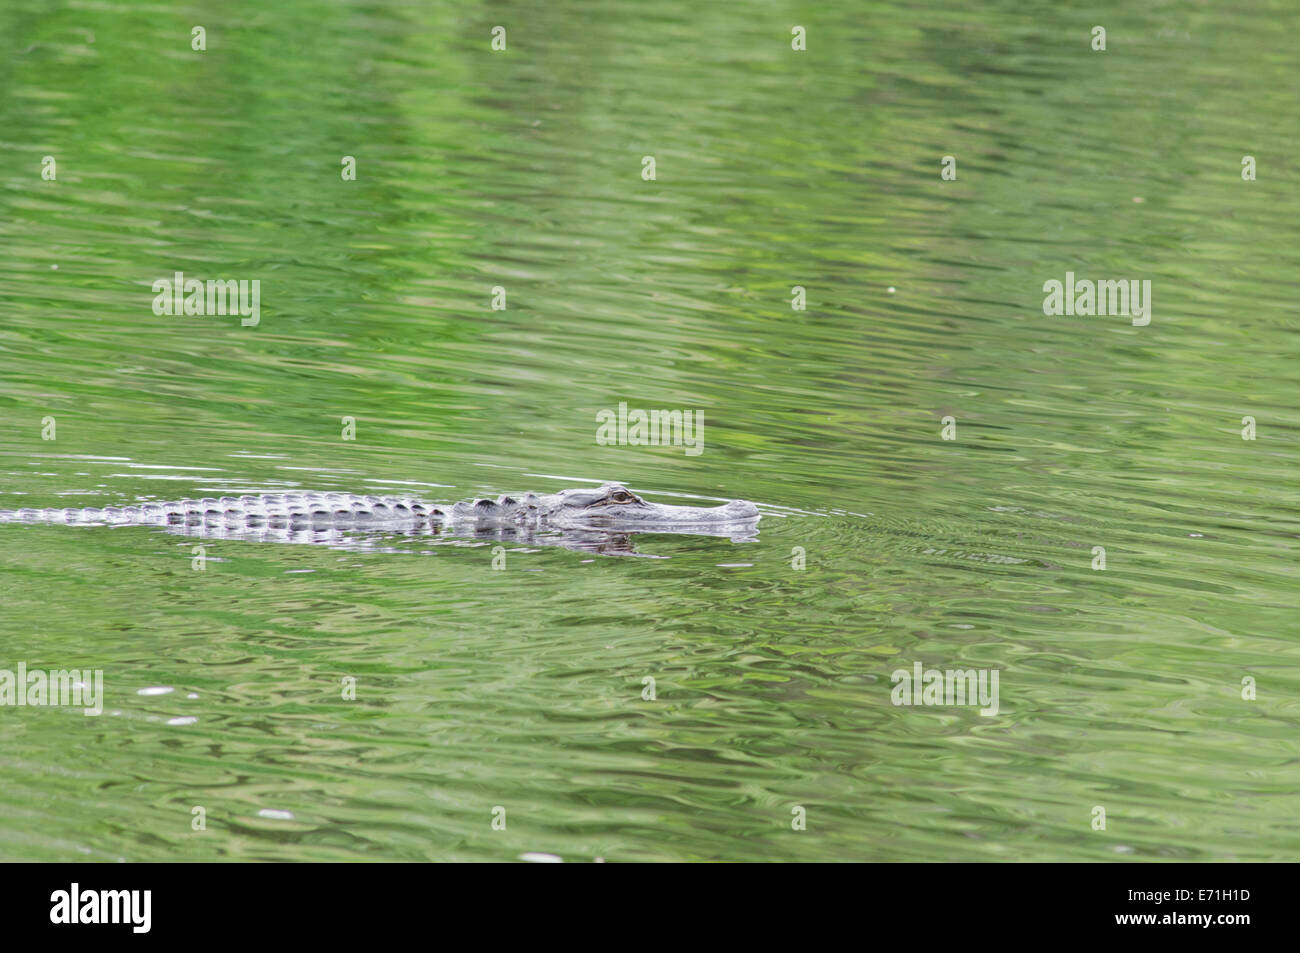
<box><xmin>591</xmin><ymin>496</ymin><xmax>760</xmax><ymax>524</ymax></box>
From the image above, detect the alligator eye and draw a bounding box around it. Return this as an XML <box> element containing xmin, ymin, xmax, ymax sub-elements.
<box><xmin>611</xmin><ymin>492</ymin><xmax>633</xmax><ymax>503</ymax></box>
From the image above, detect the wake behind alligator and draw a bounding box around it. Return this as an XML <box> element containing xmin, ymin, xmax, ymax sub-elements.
<box><xmin>0</xmin><ymin>482</ymin><xmax>762</xmax><ymax>556</ymax></box>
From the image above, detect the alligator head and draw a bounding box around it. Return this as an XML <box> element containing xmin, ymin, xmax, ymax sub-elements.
<box><xmin>448</xmin><ymin>482</ymin><xmax>761</xmax><ymax>555</ymax></box>
<box><xmin>541</xmin><ymin>482</ymin><xmax>761</xmax><ymax>525</ymax></box>
<box><xmin>444</xmin><ymin>482</ymin><xmax>761</xmax><ymax>553</ymax></box>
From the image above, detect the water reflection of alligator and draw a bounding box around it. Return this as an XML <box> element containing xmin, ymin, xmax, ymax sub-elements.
<box><xmin>0</xmin><ymin>483</ymin><xmax>762</xmax><ymax>556</ymax></box>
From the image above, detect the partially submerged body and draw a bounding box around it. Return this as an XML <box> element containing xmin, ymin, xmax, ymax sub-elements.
<box><xmin>0</xmin><ymin>483</ymin><xmax>761</xmax><ymax>555</ymax></box>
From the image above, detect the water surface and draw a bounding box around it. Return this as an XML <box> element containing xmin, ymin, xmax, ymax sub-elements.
<box><xmin>0</xmin><ymin>1</ymin><xmax>1297</xmax><ymax>861</ymax></box>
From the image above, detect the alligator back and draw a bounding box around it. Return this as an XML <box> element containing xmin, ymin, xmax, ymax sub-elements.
<box><xmin>0</xmin><ymin>493</ymin><xmax>442</xmax><ymax>527</ymax></box>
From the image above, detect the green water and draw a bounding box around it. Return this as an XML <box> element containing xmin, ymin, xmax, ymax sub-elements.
<box><xmin>1</xmin><ymin>1</ymin><xmax>1297</xmax><ymax>862</ymax></box>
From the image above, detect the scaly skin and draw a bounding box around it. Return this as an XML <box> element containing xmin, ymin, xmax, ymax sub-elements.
<box><xmin>0</xmin><ymin>493</ymin><xmax>440</xmax><ymax>527</ymax></box>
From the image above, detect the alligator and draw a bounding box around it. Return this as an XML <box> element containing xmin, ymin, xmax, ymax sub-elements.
<box><xmin>0</xmin><ymin>482</ymin><xmax>762</xmax><ymax>556</ymax></box>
